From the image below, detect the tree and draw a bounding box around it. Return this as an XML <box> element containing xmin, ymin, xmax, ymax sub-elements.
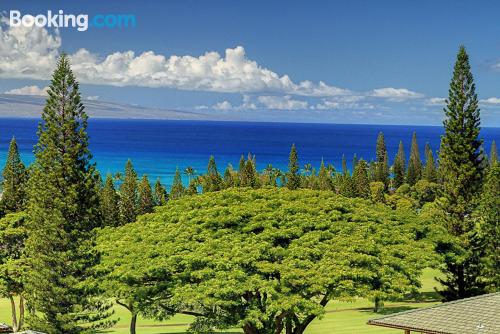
<box><xmin>201</xmin><ymin>156</ymin><xmax>223</xmax><ymax>193</ymax></box>
<box><xmin>138</xmin><ymin>175</ymin><xmax>154</xmax><ymax>215</ymax></box>
<box><xmin>375</xmin><ymin>132</ymin><xmax>389</xmax><ymax>189</ymax></box>
<box><xmin>23</xmin><ymin>55</ymin><xmax>113</xmax><ymax>333</ymax></box>
<box><xmin>317</xmin><ymin>159</ymin><xmax>332</xmax><ymax>191</ymax></box>
<box><xmin>489</xmin><ymin>140</ymin><xmax>498</xmax><ymax>167</ymax></box>
<box><xmin>1</xmin><ymin>137</ymin><xmax>27</xmax><ymax>213</ymax></box>
<box><xmin>120</xmin><ymin>160</ymin><xmax>138</xmax><ymax>225</ymax></box>
<box><xmin>476</xmin><ymin>164</ymin><xmax>499</xmax><ymax>292</ymax></box>
<box><xmin>153</xmin><ymin>178</ymin><xmax>168</xmax><ymax>206</ymax></box>
<box><xmin>422</xmin><ymin>143</ymin><xmax>438</xmax><ymax>182</ymax></box>
<box><xmin>170</xmin><ymin>168</ymin><xmax>184</xmax><ymax>200</ymax></box>
<box><xmin>393</xmin><ymin>141</ymin><xmax>406</xmax><ymax>189</ymax></box>
<box><xmin>100</xmin><ymin>188</ymin><xmax>433</xmax><ymax>334</ymax></box>
<box><xmin>101</xmin><ymin>174</ymin><xmax>120</xmax><ymax>227</ymax></box>
<box><xmin>407</xmin><ymin>132</ymin><xmax>422</xmax><ymax>186</ymax></box>
<box><xmin>287</xmin><ymin>144</ymin><xmax>300</xmax><ymax>190</ymax></box>
<box><xmin>184</xmin><ymin>166</ymin><xmax>196</xmax><ymax>184</ymax></box>
<box><xmin>353</xmin><ymin>160</ymin><xmax>370</xmax><ymax>198</ymax></box>
<box><xmin>341</xmin><ymin>154</ymin><xmax>348</xmax><ymax>175</ymax></box>
<box><xmin>370</xmin><ymin>181</ymin><xmax>386</xmax><ymax>203</ymax></box>
<box><xmin>438</xmin><ymin>45</ymin><xmax>486</xmax><ymax>301</ymax></box>
<box><xmin>0</xmin><ymin>213</ymin><xmax>27</xmax><ymax>332</ymax></box>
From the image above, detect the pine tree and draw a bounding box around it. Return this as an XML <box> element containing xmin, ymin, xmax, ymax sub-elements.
<box><xmin>477</xmin><ymin>164</ymin><xmax>499</xmax><ymax>291</ymax></box>
<box><xmin>341</xmin><ymin>154</ymin><xmax>348</xmax><ymax>175</ymax></box>
<box><xmin>153</xmin><ymin>178</ymin><xmax>168</xmax><ymax>206</ymax></box>
<box><xmin>238</xmin><ymin>155</ymin><xmax>245</xmax><ymax>186</ymax></box>
<box><xmin>1</xmin><ymin>137</ymin><xmax>26</xmax><ymax>213</ymax></box>
<box><xmin>100</xmin><ymin>174</ymin><xmax>120</xmax><ymax>227</ymax></box>
<box><xmin>137</xmin><ymin>175</ymin><xmax>154</xmax><ymax>215</ymax></box>
<box><xmin>393</xmin><ymin>140</ymin><xmax>406</xmax><ymax>189</ymax></box>
<box><xmin>407</xmin><ymin>132</ymin><xmax>422</xmax><ymax>186</ymax></box>
<box><xmin>287</xmin><ymin>144</ymin><xmax>300</xmax><ymax>190</ymax></box>
<box><xmin>423</xmin><ymin>143</ymin><xmax>437</xmax><ymax>182</ymax></box>
<box><xmin>24</xmin><ymin>55</ymin><xmax>112</xmax><ymax>333</ymax></box>
<box><xmin>317</xmin><ymin>159</ymin><xmax>331</xmax><ymax>191</ymax></box>
<box><xmin>202</xmin><ymin>156</ymin><xmax>223</xmax><ymax>192</ymax></box>
<box><xmin>375</xmin><ymin>132</ymin><xmax>389</xmax><ymax>189</ymax></box>
<box><xmin>223</xmin><ymin>165</ymin><xmax>236</xmax><ymax>188</ymax></box>
<box><xmin>352</xmin><ymin>154</ymin><xmax>358</xmax><ymax>171</ymax></box>
<box><xmin>489</xmin><ymin>140</ymin><xmax>498</xmax><ymax>167</ymax></box>
<box><xmin>119</xmin><ymin>160</ymin><xmax>138</xmax><ymax>225</ymax></box>
<box><xmin>353</xmin><ymin>159</ymin><xmax>370</xmax><ymax>198</ymax></box>
<box><xmin>438</xmin><ymin>45</ymin><xmax>486</xmax><ymax>301</ymax></box>
<box><xmin>170</xmin><ymin>168</ymin><xmax>184</xmax><ymax>199</ymax></box>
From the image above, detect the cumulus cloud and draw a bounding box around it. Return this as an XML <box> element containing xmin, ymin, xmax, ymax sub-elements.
<box><xmin>0</xmin><ymin>22</ymin><xmax>350</xmax><ymax>97</ymax></box>
<box><xmin>314</xmin><ymin>96</ymin><xmax>374</xmax><ymax>110</ymax></box>
<box><xmin>371</xmin><ymin>87</ymin><xmax>423</xmax><ymax>101</ymax></box>
<box><xmin>213</xmin><ymin>101</ymin><xmax>233</xmax><ymax>110</ymax></box>
<box><xmin>257</xmin><ymin>95</ymin><xmax>308</xmax><ymax>110</ymax></box>
<box><xmin>85</xmin><ymin>95</ymin><xmax>99</xmax><ymax>101</ymax></box>
<box><xmin>4</xmin><ymin>85</ymin><xmax>48</xmax><ymax>96</ymax></box>
<box><xmin>426</xmin><ymin>97</ymin><xmax>446</xmax><ymax>106</ymax></box>
<box><xmin>480</xmin><ymin>97</ymin><xmax>500</xmax><ymax>105</ymax></box>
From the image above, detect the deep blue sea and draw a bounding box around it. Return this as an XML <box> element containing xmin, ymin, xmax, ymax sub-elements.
<box><xmin>0</xmin><ymin>118</ymin><xmax>498</xmax><ymax>188</ymax></box>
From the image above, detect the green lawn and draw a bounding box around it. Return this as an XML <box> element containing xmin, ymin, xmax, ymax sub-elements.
<box><xmin>0</xmin><ymin>268</ymin><xmax>442</xmax><ymax>334</ymax></box>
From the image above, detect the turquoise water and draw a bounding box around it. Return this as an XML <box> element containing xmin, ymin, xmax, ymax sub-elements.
<box><xmin>0</xmin><ymin>118</ymin><xmax>498</xmax><ymax>188</ymax></box>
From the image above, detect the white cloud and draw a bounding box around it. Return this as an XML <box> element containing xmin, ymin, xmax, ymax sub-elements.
<box><xmin>4</xmin><ymin>85</ymin><xmax>48</xmax><ymax>96</ymax></box>
<box><xmin>85</xmin><ymin>95</ymin><xmax>99</xmax><ymax>101</ymax></box>
<box><xmin>257</xmin><ymin>95</ymin><xmax>308</xmax><ymax>110</ymax></box>
<box><xmin>480</xmin><ymin>97</ymin><xmax>500</xmax><ymax>105</ymax></box>
<box><xmin>213</xmin><ymin>100</ymin><xmax>232</xmax><ymax>110</ymax></box>
<box><xmin>426</xmin><ymin>97</ymin><xmax>446</xmax><ymax>106</ymax></box>
<box><xmin>0</xmin><ymin>22</ymin><xmax>349</xmax><ymax>97</ymax></box>
<box><xmin>314</xmin><ymin>96</ymin><xmax>374</xmax><ymax>110</ymax></box>
<box><xmin>371</xmin><ymin>87</ymin><xmax>423</xmax><ymax>101</ymax></box>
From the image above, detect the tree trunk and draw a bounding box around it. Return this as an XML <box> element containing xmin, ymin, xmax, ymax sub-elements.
<box><xmin>130</xmin><ymin>313</ymin><xmax>137</xmax><ymax>334</ymax></box>
<box><xmin>9</xmin><ymin>295</ymin><xmax>18</xmax><ymax>332</ymax></box>
<box><xmin>18</xmin><ymin>295</ymin><xmax>25</xmax><ymax>331</ymax></box>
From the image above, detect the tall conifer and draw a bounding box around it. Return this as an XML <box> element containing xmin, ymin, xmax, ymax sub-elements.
<box><xmin>407</xmin><ymin>132</ymin><xmax>422</xmax><ymax>185</ymax></box>
<box><xmin>153</xmin><ymin>178</ymin><xmax>168</xmax><ymax>206</ymax></box>
<box><xmin>170</xmin><ymin>168</ymin><xmax>184</xmax><ymax>199</ymax></box>
<box><xmin>375</xmin><ymin>132</ymin><xmax>389</xmax><ymax>189</ymax></box>
<box><xmin>100</xmin><ymin>174</ymin><xmax>120</xmax><ymax>227</ymax></box>
<box><xmin>1</xmin><ymin>137</ymin><xmax>26</xmax><ymax>213</ymax></box>
<box><xmin>287</xmin><ymin>144</ymin><xmax>300</xmax><ymax>190</ymax></box>
<box><xmin>438</xmin><ymin>45</ymin><xmax>485</xmax><ymax>301</ymax></box>
<box><xmin>489</xmin><ymin>140</ymin><xmax>498</xmax><ymax>166</ymax></box>
<box><xmin>423</xmin><ymin>143</ymin><xmax>437</xmax><ymax>182</ymax></box>
<box><xmin>353</xmin><ymin>159</ymin><xmax>370</xmax><ymax>198</ymax></box>
<box><xmin>393</xmin><ymin>140</ymin><xmax>406</xmax><ymax>189</ymax></box>
<box><xmin>119</xmin><ymin>160</ymin><xmax>138</xmax><ymax>224</ymax></box>
<box><xmin>137</xmin><ymin>175</ymin><xmax>154</xmax><ymax>215</ymax></box>
<box><xmin>24</xmin><ymin>55</ymin><xmax>112</xmax><ymax>333</ymax></box>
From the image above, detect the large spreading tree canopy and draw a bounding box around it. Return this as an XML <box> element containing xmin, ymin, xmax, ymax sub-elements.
<box><xmin>98</xmin><ymin>188</ymin><xmax>434</xmax><ymax>334</ymax></box>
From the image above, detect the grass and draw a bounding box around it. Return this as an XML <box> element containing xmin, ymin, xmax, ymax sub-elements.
<box><xmin>0</xmin><ymin>268</ymin><xmax>443</xmax><ymax>333</ymax></box>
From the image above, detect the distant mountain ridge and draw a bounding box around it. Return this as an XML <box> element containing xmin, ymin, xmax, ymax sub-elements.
<box><xmin>0</xmin><ymin>94</ymin><xmax>213</xmax><ymax>120</ymax></box>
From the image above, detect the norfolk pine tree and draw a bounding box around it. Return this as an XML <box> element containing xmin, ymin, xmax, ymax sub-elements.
<box><xmin>393</xmin><ymin>141</ymin><xmax>406</xmax><ymax>189</ymax></box>
<box><xmin>170</xmin><ymin>168</ymin><xmax>184</xmax><ymax>199</ymax></box>
<box><xmin>489</xmin><ymin>140</ymin><xmax>498</xmax><ymax>166</ymax></box>
<box><xmin>438</xmin><ymin>46</ymin><xmax>486</xmax><ymax>301</ymax></box>
<box><xmin>138</xmin><ymin>175</ymin><xmax>154</xmax><ymax>215</ymax></box>
<box><xmin>24</xmin><ymin>55</ymin><xmax>113</xmax><ymax>333</ymax></box>
<box><xmin>423</xmin><ymin>143</ymin><xmax>437</xmax><ymax>182</ymax></box>
<box><xmin>375</xmin><ymin>132</ymin><xmax>389</xmax><ymax>189</ymax></box>
<box><xmin>120</xmin><ymin>160</ymin><xmax>138</xmax><ymax>225</ymax></box>
<box><xmin>153</xmin><ymin>178</ymin><xmax>168</xmax><ymax>206</ymax></box>
<box><xmin>407</xmin><ymin>132</ymin><xmax>422</xmax><ymax>186</ymax></box>
<box><xmin>1</xmin><ymin>137</ymin><xmax>27</xmax><ymax>213</ymax></box>
<box><xmin>101</xmin><ymin>174</ymin><xmax>120</xmax><ymax>227</ymax></box>
<box><xmin>286</xmin><ymin>144</ymin><xmax>300</xmax><ymax>190</ymax></box>
<box><xmin>353</xmin><ymin>159</ymin><xmax>370</xmax><ymax>198</ymax></box>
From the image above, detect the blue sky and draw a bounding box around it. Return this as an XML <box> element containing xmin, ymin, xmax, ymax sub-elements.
<box><xmin>1</xmin><ymin>0</ymin><xmax>500</xmax><ymax>125</ymax></box>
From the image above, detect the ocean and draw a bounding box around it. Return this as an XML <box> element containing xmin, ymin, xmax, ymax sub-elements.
<box><xmin>0</xmin><ymin>118</ymin><xmax>498</xmax><ymax>187</ymax></box>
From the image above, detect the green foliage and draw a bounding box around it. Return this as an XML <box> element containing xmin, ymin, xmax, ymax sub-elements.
<box><xmin>393</xmin><ymin>141</ymin><xmax>406</xmax><ymax>189</ymax></box>
<box><xmin>353</xmin><ymin>160</ymin><xmax>370</xmax><ymax>198</ymax></box>
<box><xmin>476</xmin><ymin>164</ymin><xmax>500</xmax><ymax>292</ymax></box>
<box><xmin>438</xmin><ymin>45</ymin><xmax>486</xmax><ymax>301</ymax></box>
<box><xmin>0</xmin><ymin>212</ymin><xmax>27</xmax><ymax>332</ymax></box>
<box><xmin>287</xmin><ymin>144</ymin><xmax>300</xmax><ymax>190</ymax></box>
<box><xmin>101</xmin><ymin>174</ymin><xmax>120</xmax><ymax>227</ymax></box>
<box><xmin>422</xmin><ymin>143</ymin><xmax>437</xmax><ymax>183</ymax></box>
<box><xmin>375</xmin><ymin>132</ymin><xmax>389</xmax><ymax>189</ymax></box>
<box><xmin>201</xmin><ymin>156</ymin><xmax>223</xmax><ymax>192</ymax></box>
<box><xmin>153</xmin><ymin>178</ymin><xmax>168</xmax><ymax>206</ymax></box>
<box><xmin>370</xmin><ymin>182</ymin><xmax>386</xmax><ymax>203</ymax></box>
<box><xmin>1</xmin><ymin>137</ymin><xmax>27</xmax><ymax>214</ymax></box>
<box><xmin>240</xmin><ymin>155</ymin><xmax>260</xmax><ymax>188</ymax></box>
<box><xmin>99</xmin><ymin>188</ymin><xmax>433</xmax><ymax>334</ymax></box>
<box><xmin>412</xmin><ymin>180</ymin><xmax>439</xmax><ymax>207</ymax></box>
<box><xmin>489</xmin><ymin>140</ymin><xmax>498</xmax><ymax>167</ymax></box>
<box><xmin>138</xmin><ymin>175</ymin><xmax>154</xmax><ymax>215</ymax></box>
<box><xmin>24</xmin><ymin>54</ymin><xmax>113</xmax><ymax>333</ymax></box>
<box><xmin>316</xmin><ymin>159</ymin><xmax>332</xmax><ymax>191</ymax></box>
<box><xmin>170</xmin><ymin>168</ymin><xmax>184</xmax><ymax>200</ymax></box>
<box><xmin>120</xmin><ymin>160</ymin><xmax>138</xmax><ymax>225</ymax></box>
<box><xmin>407</xmin><ymin>132</ymin><xmax>422</xmax><ymax>186</ymax></box>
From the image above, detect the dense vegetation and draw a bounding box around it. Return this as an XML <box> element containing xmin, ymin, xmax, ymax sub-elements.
<box><xmin>0</xmin><ymin>46</ymin><xmax>497</xmax><ymax>334</ymax></box>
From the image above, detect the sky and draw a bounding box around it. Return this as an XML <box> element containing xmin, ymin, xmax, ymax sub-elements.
<box><xmin>1</xmin><ymin>0</ymin><xmax>500</xmax><ymax>125</ymax></box>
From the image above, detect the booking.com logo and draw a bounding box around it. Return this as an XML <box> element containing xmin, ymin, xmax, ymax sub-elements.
<box><xmin>9</xmin><ymin>10</ymin><xmax>136</xmax><ymax>32</ymax></box>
